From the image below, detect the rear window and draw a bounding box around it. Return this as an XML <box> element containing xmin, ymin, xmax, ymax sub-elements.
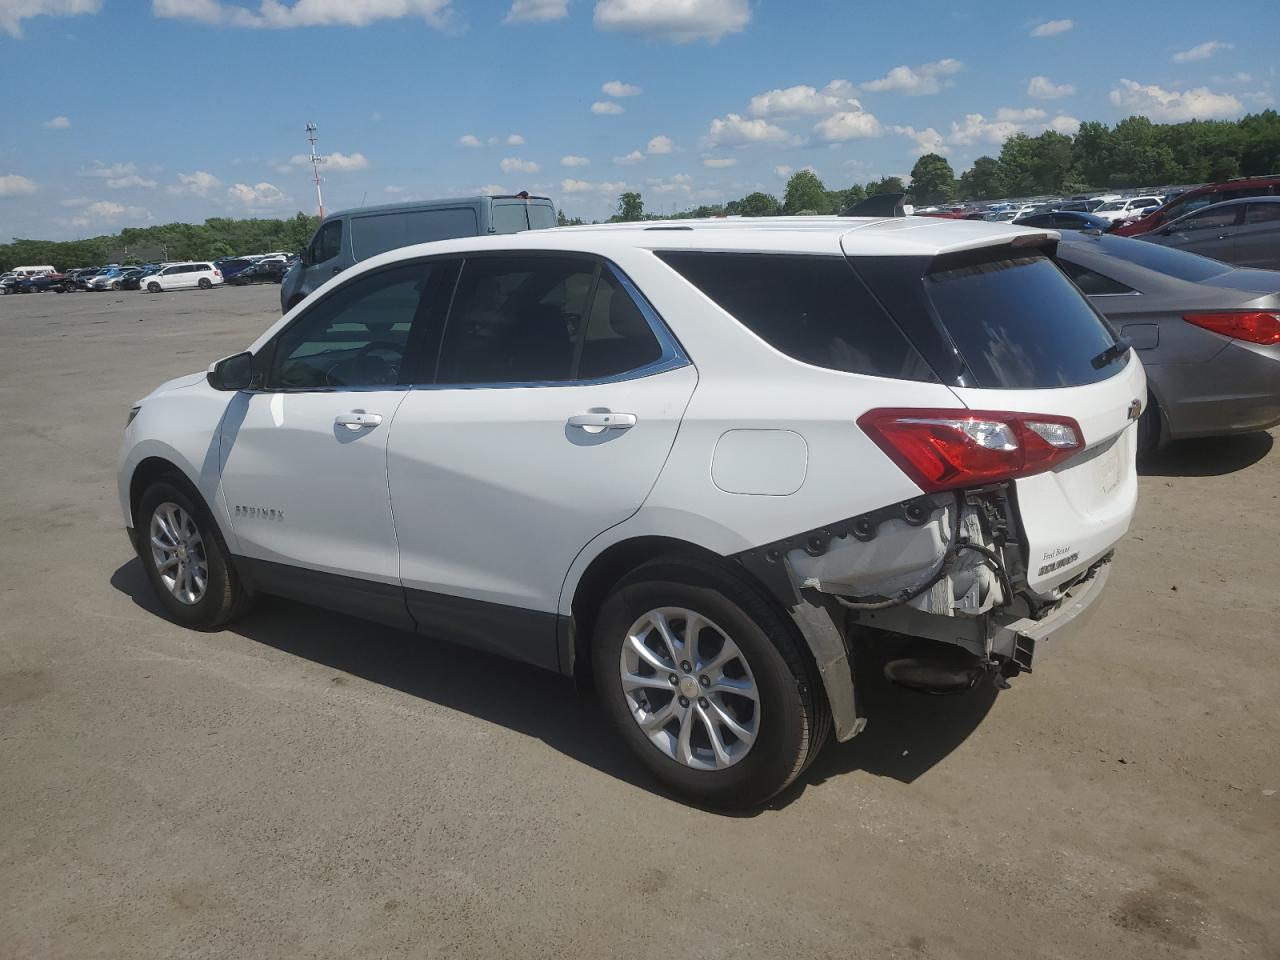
<box><xmin>925</xmin><ymin>256</ymin><xmax>1123</xmax><ymax>390</ymax></box>
<box><xmin>1080</xmin><ymin>234</ymin><xmax>1232</xmax><ymax>282</ymax></box>
<box><xmin>657</xmin><ymin>252</ymin><xmax>937</xmax><ymax>381</ymax></box>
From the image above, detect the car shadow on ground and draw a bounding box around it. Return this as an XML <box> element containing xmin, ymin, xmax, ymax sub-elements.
<box><xmin>111</xmin><ymin>558</ymin><xmax>996</xmax><ymax>814</ymax></box>
<box><xmin>1139</xmin><ymin>431</ymin><xmax>1273</xmax><ymax>478</ymax></box>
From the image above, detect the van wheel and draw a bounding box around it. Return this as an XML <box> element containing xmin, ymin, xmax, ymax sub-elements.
<box><xmin>592</xmin><ymin>557</ymin><xmax>829</xmax><ymax>808</ymax></box>
<box><xmin>198</xmin><ymin>277</ymin><xmax>212</xmax><ymax>290</ymax></box>
<box><xmin>136</xmin><ymin>478</ymin><xmax>253</xmax><ymax>630</ymax></box>
<box><xmin>147</xmin><ymin>282</ymin><xmax>161</xmax><ymax>293</ymax></box>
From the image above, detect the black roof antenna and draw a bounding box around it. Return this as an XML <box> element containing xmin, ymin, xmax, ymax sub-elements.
<box><xmin>840</xmin><ymin>192</ymin><xmax>907</xmax><ymax>218</ymax></box>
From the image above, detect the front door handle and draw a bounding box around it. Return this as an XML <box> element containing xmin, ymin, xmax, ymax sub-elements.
<box><xmin>567</xmin><ymin>411</ymin><xmax>637</xmax><ymax>432</ymax></box>
<box><xmin>335</xmin><ymin>412</ymin><xmax>383</xmax><ymax>431</ymax></box>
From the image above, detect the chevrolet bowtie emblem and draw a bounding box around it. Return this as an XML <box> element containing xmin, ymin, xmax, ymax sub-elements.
<box><xmin>1127</xmin><ymin>399</ymin><xmax>1143</xmax><ymax>421</ymax></box>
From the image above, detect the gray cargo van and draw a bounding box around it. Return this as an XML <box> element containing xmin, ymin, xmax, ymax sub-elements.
<box><xmin>280</xmin><ymin>193</ymin><xmax>556</xmax><ymax>312</ymax></box>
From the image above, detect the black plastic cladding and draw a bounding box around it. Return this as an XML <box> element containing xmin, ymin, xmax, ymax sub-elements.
<box><xmin>733</xmin><ymin>495</ymin><xmax>939</xmax><ymax>607</ymax></box>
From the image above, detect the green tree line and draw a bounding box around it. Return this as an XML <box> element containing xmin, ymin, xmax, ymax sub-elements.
<box><xmin>0</xmin><ymin>212</ymin><xmax>319</xmax><ymax>273</ymax></box>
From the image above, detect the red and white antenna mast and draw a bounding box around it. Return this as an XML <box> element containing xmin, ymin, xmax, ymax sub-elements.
<box><xmin>305</xmin><ymin>122</ymin><xmax>326</xmax><ymax>218</ymax></box>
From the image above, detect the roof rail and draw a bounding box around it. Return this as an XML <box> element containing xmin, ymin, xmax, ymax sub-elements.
<box><xmin>840</xmin><ymin>192</ymin><xmax>907</xmax><ymax>218</ymax></box>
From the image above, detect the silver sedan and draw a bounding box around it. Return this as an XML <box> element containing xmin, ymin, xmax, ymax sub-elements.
<box><xmin>1056</xmin><ymin>232</ymin><xmax>1280</xmax><ymax>451</ymax></box>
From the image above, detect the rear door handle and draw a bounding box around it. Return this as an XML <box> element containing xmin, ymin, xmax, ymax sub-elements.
<box><xmin>567</xmin><ymin>411</ymin><xmax>637</xmax><ymax>432</ymax></box>
<box><xmin>335</xmin><ymin>412</ymin><xmax>382</xmax><ymax>431</ymax></box>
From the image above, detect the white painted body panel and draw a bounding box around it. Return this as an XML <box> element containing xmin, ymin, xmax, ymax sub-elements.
<box><xmin>217</xmin><ymin>389</ymin><xmax>410</xmax><ymax>583</ymax></box>
<box><xmin>389</xmin><ymin>365</ymin><xmax>697</xmax><ymax>612</ymax></box>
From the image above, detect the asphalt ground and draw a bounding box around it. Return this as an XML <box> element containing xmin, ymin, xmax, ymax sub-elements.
<box><xmin>1</xmin><ymin>283</ymin><xmax>1277</xmax><ymax>959</ymax></box>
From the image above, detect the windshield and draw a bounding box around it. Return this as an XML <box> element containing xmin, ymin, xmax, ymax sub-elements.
<box><xmin>1095</xmin><ymin>200</ymin><xmax>1125</xmax><ymax>212</ymax></box>
<box><xmin>1072</xmin><ymin>234</ymin><xmax>1233</xmax><ymax>282</ymax></box>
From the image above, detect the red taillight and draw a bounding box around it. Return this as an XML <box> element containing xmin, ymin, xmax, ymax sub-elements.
<box><xmin>857</xmin><ymin>408</ymin><xmax>1084</xmax><ymax>493</ymax></box>
<box><xmin>1184</xmin><ymin>311</ymin><xmax>1280</xmax><ymax>346</ymax></box>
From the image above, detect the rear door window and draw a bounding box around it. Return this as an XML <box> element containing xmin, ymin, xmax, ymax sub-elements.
<box><xmin>657</xmin><ymin>252</ymin><xmax>937</xmax><ymax>382</ymax></box>
<box><xmin>925</xmin><ymin>255</ymin><xmax>1123</xmax><ymax>389</ymax></box>
<box><xmin>349</xmin><ymin>208</ymin><xmax>478</xmax><ymax>260</ymax></box>
<box><xmin>1245</xmin><ymin>203</ymin><xmax>1280</xmax><ymax>224</ymax></box>
<box><xmin>1080</xmin><ymin>234</ymin><xmax>1232</xmax><ymax>281</ymax></box>
<box><xmin>491</xmin><ymin>203</ymin><xmax>530</xmax><ymax>234</ymax></box>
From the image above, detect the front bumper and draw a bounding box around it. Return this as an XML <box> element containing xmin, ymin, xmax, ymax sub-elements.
<box><xmin>992</xmin><ymin>554</ymin><xmax>1113</xmax><ymax>671</ymax></box>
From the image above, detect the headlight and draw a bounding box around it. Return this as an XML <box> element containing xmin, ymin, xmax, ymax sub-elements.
<box><xmin>126</xmin><ymin>405</ymin><xmax>141</xmax><ymax>427</ymax></box>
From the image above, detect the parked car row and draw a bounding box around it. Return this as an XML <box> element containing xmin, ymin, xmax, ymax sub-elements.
<box><xmin>2</xmin><ymin>252</ymin><xmax>299</xmax><ymax>296</ymax></box>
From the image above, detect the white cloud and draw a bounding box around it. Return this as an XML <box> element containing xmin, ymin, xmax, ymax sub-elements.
<box><xmin>0</xmin><ymin>173</ymin><xmax>38</xmax><ymax>196</ymax></box>
<box><xmin>646</xmin><ymin>134</ymin><xmax>674</xmax><ymax>154</ymax></box>
<box><xmin>560</xmin><ymin>155</ymin><xmax>590</xmax><ymax>167</ymax></box>
<box><xmin>384</xmin><ymin>184</ymin><xmax>404</xmax><ymax>193</ymax></box>
<box><xmin>891</xmin><ymin>125</ymin><xmax>946</xmax><ymax>156</ymax></box>
<box><xmin>504</xmin><ymin>0</ymin><xmax>567</xmax><ymax>22</ymax></box>
<box><xmin>476</xmin><ymin>183</ymin><xmax>507</xmax><ymax>194</ymax></box>
<box><xmin>154</xmin><ymin>0</ymin><xmax>459</xmax><ymax>30</ymax></box>
<box><xmin>288</xmin><ymin>150</ymin><xmax>369</xmax><ymax>171</ymax></box>
<box><xmin>1172</xmin><ymin>40</ymin><xmax>1231</xmax><ymax>63</ymax></box>
<box><xmin>601</xmin><ymin>80</ymin><xmax>642</xmax><ymax>97</ymax></box>
<box><xmin>996</xmin><ymin>106</ymin><xmax>1046</xmax><ymax>122</ymax></box>
<box><xmin>1027</xmin><ymin>75</ymin><xmax>1075</xmax><ymax>100</ymax></box>
<box><xmin>592</xmin><ymin>0</ymin><xmax>749</xmax><ymax>43</ymax></box>
<box><xmin>59</xmin><ymin>196</ymin><xmax>90</xmax><ymax>207</ymax></box>
<box><xmin>500</xmin><ymin>157</ymin><xmax>540</xmax><ymax>173</ymax></box>
<box><xmin>814</xmin><ymin>109</ymin><xmax>883</xmax><ymax>142</ymax></box>
<box><xmin>1</xmin><ymin>0</ymin><xmax>102</xmax><ymax>37</ymax></box>
<box><xmin>702</xmin><ymin>157</ymin><xmax>736</xmax><ymax>168</ymax></box>
<box><xmin>42</xmin><ymin>115</ymin><xmax>72</xmax><ymax>129</ymax></box>
<box><xmin>1030</xmin><ymin>18</ymin><xmax>1072</xmax><ymax>37</ymax></box>
<box><xmin>1049</xmin><ymin>115</ymin><xmax>1081</xmax><ymax>134</ymax></box>
<box><xmin>613</xmin><ymin>150</ymin><xmax>645</xmax><ymax>165</ymax></box>
<box><xmin>227</xmin><ymin>181</ymin><xmax>287</xmax><ymax>208</ymax></box>
<box><xmin>506</xmin><ymin>133</ymin><xmax>525</xmax><ymax>145</ymax></box>
<box><xmin>66</xmin><ymin>200</ymin><xmax>150</xmax><ymax>227</ymax></box>
<box><xmin>774</xmin><ymin>165</ymin><xmax>792</xmax><ymax>178</ymax></box>
<box><xmin>947</xmin><ymin>113</ymin><xmax>1024</xmax><ymax>146</ymax></box>
<box><xmin>749</xmin><ymin>79</ymin><xmax>860</xmax><ymax>117</ymax></box>
<box><xmin>1244</xmin><ymin>90</ymin><xmax>1276</xmax><ymax>107</ymax></box>
<box><xmin>560</xmin><ymin>178</ymin><xmax>625</xmax><ymax>194</ymax></box>
<box><xmin>591</xmin><ymin>100</ymin><xmax>624</xmax><ymax>115</ymax></box>
<box><xmin>647</xmin><ymin>173</ymin><xmax>693</xmax><ymax>194</ymax></box>
<box><xmin>168</xmin><ymin>170</ymin><xmax>221</xmax><ymax>196</ymax></box>
<box><xmin>705</xmin><ymin>113</ymin><xmax>790</xmax><ymax>146</ymax></box>
<box><xmin>1109</xmin><ymin>78</ymin><xmax>1242</xmax><ymax>121</ymax></box>
<box><xmin>106</xmin><ymin>175</ymin><xmax>158</xmax><ymax>189</ymax></box>
<box><xmin>80</xmin><ymin>161</ymin><xmax>139</xmax><ymax>179</ymax></box>
<box><xmin>860</xmin><ymin>59</ymin><xmax>964</xmax><ymax>96</ymax></box>
<box><xmin>458</xmin><ymin>133</ymin><xmax>482</xmax><ymax>147</ymax></box>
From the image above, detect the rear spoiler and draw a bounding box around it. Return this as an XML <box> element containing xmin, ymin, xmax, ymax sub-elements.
<box><xmin>840</xmin><ymin>193</ymin><xmax>906</xmax><ymax>218</ymax></box>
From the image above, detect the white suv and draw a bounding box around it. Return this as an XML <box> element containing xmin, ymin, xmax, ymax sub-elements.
<box><xmin>141</xmin><ymin>261</ymin><xmax>223</xmax><ymax>293</ymax></box>
<box><xmin>118</xmin><ymin>218</ymin><xmax>1144</xmax><ymax>806</ymax></box>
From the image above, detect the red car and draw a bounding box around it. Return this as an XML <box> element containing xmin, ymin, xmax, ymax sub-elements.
<box><xmin>1114</xmin><ymin>174</ymin><xmax>1280</xmax><ymax>236</ymax></box>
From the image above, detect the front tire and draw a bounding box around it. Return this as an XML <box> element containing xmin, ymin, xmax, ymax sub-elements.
<box><xmin>147</xmin><ymin>281</ymin><xmax>161</xmax><ymax>293</ymax></box>
<box><xmin>111</xmin><ymin>280</ymin><xmax>122</xmax><ymax>291</ymax></box>
<box><xmin>136</xmin><ymin>478</ymin><xmax>252</xmax><ymax>630</ymax></box>
<box><xmin>593</xmin><ymin>557</ymin><xmax>829</xmax><ymax>808</ymax></box>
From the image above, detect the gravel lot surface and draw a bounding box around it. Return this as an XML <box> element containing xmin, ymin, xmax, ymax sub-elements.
<box><xmin>1</xmin><ymin>285</ymin><xmax>1277</xmax><ymax>959</ymax></box>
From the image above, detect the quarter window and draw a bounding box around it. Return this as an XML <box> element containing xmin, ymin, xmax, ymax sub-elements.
<box><xmin>1246</xmin><ymin>203</ymin><xmax>1280</xmax><ymax>224</ymax></box>
<box><xmin>658</xmin><ymin>252</ymin><xmax>935</xmax><ymax>381</ymax></box>
<box><xmin>578</xmin><ymin>271</ymin><xmax>663</xmax><ymax>380</ymax></box>
<box><xmin>268</xmin><ymin>263</ymin><xmax>433</xmax><ymax>390</ymax></box>
<box><xmin>1182</xmin><ymin>207</ymin><xmax>1240</xmax><ymax>232</ymax></box>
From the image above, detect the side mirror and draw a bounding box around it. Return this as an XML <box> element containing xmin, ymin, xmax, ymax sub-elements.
<box><xmin>207</xmin><ymin>351</ymin><xmax>255</xmax><ymax>391</ymax></box>
<box><xmin>298</xmin><ymin>247</ymin><xmax>310</xmax><ymax>266</ymax></box>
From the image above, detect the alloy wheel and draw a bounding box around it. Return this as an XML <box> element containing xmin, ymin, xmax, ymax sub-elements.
<box><xmin>149</xmin><ymin>502</ymin><xmax>208</xmax><ymax>605</ymax></box>
<box><xmin>619</xmin><ymin>607</ymin><xmax>761</xmax><ymax>771</ymax></box>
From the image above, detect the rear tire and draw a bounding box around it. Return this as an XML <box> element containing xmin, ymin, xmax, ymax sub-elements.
<box><xmin>136</xmin><ymin>478</ymin><xmax>253</xmax><ymax>630</ymax></box>
<box><xmin>592</xmin><ymin>557</ymin><xmax>829</xmax><ymax>808</ymax></box>
<box><xmin>1137</xmin><ymin>390</ymin><xmax>1161</xmax><ymax>456</ymax></box>
<box><xmin>198</xmin><ymin>277</ymin><xmax>212</xmax><ymax>289</ymax></box>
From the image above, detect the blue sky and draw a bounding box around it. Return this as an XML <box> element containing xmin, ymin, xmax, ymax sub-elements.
<box><xmin>1</xmin><ymin>0</ymin><xmax>1277</xmax><ymax>239</ymax></box>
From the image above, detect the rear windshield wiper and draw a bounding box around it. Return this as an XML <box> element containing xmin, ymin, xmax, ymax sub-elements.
<box><xmin>1091</xmin><ymin>336</ymin><xmax>1131</xmax><ymax>370</ymax></box>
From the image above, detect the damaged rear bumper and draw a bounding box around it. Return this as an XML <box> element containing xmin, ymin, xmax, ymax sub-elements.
<box><xmin>993</xmin><ymin>552</ymin><xmax>1113</xmax><ymax>671</ymax></box>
